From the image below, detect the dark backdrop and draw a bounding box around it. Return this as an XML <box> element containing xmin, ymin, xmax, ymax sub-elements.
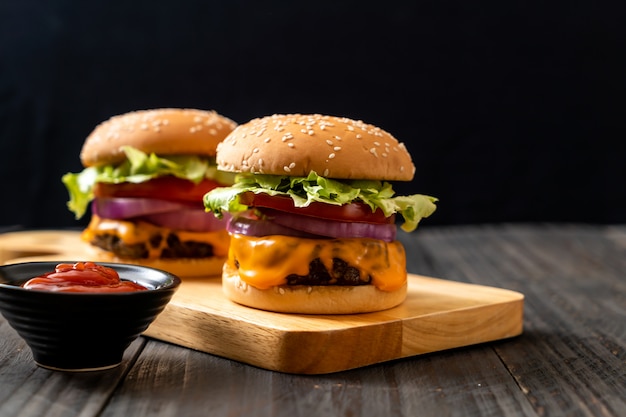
<box><xmin>1</xmin><ymin>0</ymin><xmax>625</xmax><ymax>229</ymax></box>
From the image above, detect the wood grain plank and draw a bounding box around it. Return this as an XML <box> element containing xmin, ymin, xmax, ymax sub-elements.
<box><xmin>105</xmin><ymin>339</ymin><xmax>539</xmax><ymax>417</ymax></box>
<box><xmin>406</xmin><ymin>224</ymin><xmax>626</xmax><ymax>417</ymax></box>
<box><xmin>0</xmin><ymin>316</ymin><xmax>146</xmax><ymax>417</ymax></box>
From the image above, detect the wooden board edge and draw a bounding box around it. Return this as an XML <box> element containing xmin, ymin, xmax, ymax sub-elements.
<box><xmin>399</xmin><ymin>296</ymin><xmax>524</xmax><ymax>357</ymax></box>
<box><xmin>144</xmin><ymin>303</ymin><xmax>302</xmax><ymax>371</ymax></box>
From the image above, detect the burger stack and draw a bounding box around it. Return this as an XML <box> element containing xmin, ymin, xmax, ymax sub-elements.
<box><xmin>63</xmin><ymin>110</ymin><xmax>437</xmax><ymax>314</ymax></box>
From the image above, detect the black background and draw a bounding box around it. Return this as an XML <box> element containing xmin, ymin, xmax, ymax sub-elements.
<box><xmin>1</xmin><ymin>0</ymin><xmax>625</xmax><ymax>229</ymax></box>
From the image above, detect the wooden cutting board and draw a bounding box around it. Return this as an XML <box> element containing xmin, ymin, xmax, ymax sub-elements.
<box><xmin>0</xmin><ymin>230</ymin><xmax>524</xmax><ymax>374</ymax></box>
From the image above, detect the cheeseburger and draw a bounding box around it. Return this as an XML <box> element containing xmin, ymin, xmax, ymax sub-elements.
<box><xmin>204</xmin><ymin>114</ymin><xmax>437</xmax><ymax>314</ymax></box>
<box><xmin>62</xmin><ymin>108</ymin><xmax>237</xmax><ymax>277</ymax></box>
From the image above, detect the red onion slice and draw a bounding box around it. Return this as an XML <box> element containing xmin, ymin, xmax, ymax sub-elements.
<box><xmin>92</xmin><ymin>197</ymin><xmax>194</xmax><ymax>219</ymax></box>
<box><xmin>227</xmin><ymin>215</ymin><xmax>320</xmax><ymax>238</ymax></box>
<box><xmin>140</xmin><ymin>210</ymin><xmax>230</xmax><ymax>232</ymax></box>
<box><xmin>261</xmin><ymin>208</ymin><xmax>397</xmax><ymax>241</ymax></box>
<box><xmin>230</xmin><ymin>209</ymin><xmax>397</xmax><ymax>241</ymax></box>
<box><xmin>93</xmin><ymin>197</ymin><xmax>228</xmax><ymax>232</ymax></box>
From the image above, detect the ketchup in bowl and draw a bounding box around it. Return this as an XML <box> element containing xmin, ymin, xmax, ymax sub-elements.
<box><xmin>22</xmin><ymin>262</ymin><xmax>148</xmax><ymax>293</ymax></box>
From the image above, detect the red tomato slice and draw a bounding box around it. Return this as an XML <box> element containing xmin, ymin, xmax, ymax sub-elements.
<box><xmin>239</xmin><ymin>192</ymin><xmax>394</xmax><ymax>224</ymax></box>
<box><xmin>94</xmin><ymin>176</ymin><xmax>221</xmax><ymax>203</ymax></box>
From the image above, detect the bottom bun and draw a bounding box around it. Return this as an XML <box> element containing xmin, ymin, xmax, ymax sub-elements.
<box><xmin>85</xmin><ymin>245</ymin><xmax>226</xmax><ymax>278</ymax></box>
<box><xmin>222</xmin><ymin>263</ymin><xmax>407</xmax><ymax>314</ymax></box>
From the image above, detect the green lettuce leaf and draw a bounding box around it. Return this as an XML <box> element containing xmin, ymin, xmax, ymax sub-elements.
<box><xmin>62</xmin><ymin>146</ymin><xmax>233</xmax><ymax>219</ymax></box>
<box><xmin>203</xmin><ymin>171</ymin><xmax>438</xmax><ymax>233</ymax></box>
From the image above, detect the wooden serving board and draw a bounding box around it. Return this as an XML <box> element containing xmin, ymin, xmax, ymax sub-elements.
<box><xmin>0</xmin><ymin>230</ymin><xmax>524</xmax><ymax>374</ymax></box>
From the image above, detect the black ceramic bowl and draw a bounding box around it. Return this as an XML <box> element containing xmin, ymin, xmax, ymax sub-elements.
<box><xmin>0</xmin><ymin>261</ymin><xmax>180</xmax><ymax>372</ymax></box>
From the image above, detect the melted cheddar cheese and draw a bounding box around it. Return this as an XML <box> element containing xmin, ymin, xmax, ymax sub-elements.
<box><xmin>82</xmin><ymin>215</ymin><xmax>230</xmax><ymax>259</ymax></box>
<box><xmin>227</xmin><ymin>233</ymin><xmax>407</xmax><ymax>291</ymax></box>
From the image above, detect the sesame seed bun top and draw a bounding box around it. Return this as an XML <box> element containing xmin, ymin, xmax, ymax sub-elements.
<box><xmin>80</xmin><ymin>108</ymin><xmax>237</xmax><ymax>167</ymax></box>
<box><xmin>216</xmin><ymin>114</ymin><xmax>415</xmax><ymax>181</ymax></box>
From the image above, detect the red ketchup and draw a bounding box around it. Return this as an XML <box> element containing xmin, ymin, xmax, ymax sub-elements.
<box><xmin>22</xmin><ymin>262</ymin><xmax>148</xmax><ymax>293</ymax></box>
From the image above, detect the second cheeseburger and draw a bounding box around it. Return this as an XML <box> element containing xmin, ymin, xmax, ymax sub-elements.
<box><xmin>203</xmin><ymin>113</ymin><xmax>437</xmax><ymax>314</ymax></box>
<box><xmin>62</xmin><ymin>108</ymin><xmax>237</xmax><ymax>277</ymax></box>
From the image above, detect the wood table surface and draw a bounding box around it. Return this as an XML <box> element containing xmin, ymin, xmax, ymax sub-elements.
<box><xmin>0</xmin><ymin>223</ymin><xmax>624</xmax><ymax>417</ymax></box>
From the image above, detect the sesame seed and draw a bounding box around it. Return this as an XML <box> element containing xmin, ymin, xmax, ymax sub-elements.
<box><xmin>308</xmin><ymin>130</ymin><xmax>314</xmax><ymax>135</ymax></box>
<box><xmin>264</xmin><ymin>137</ymin><xmax>271</xmax><ymax>143</ymax></box>
<box><xmin>258</xmin><ymin>158</ymin><xmax>263</xmax><ymax>166</ymax></box>
<box><xmin>253</xmin><ymin>148</ymin><xmax>259</xmax><ymax>153</ymax></box>
<box><xmin>284</xmin><ymin>166</ymin><xmax>291</xmax><ymax>172</ymax></box>
<box><xmin>370</xmin><ymin>148</ymin><xmax>378</xmax><ymax>156</ymax></box>
<box><xmin>326</xmin><ymin>140</ymin><xmax>333</xmax><ymax>146</ymax></box>
<box><xmin>279</xmin><ymin>288</ymin><xmax>285</xmax><ymax>295</ymax></box>
<box><xmin>382</xmin><ymin>153</ymin><xmax>388</xmax><ymax>157</ymax></box>
<box><xmin>334</xmin><ymin>146</ymin><xmax>341</xmax><ymax>151</ymax></box>
<box><xmin>374</xmin><ymin>141</ymin><xmax>381</xmax><ymax>146</ymax></box>
<box><xmin>334</xmin><ymin>135</ymin><xmax>342</xmax><ymax>140</ymax></box>
<box><xmin>328</xmin><ymin>153</ymin><xmax>336</xmax><ymax>159</ymax></box>
<box><xmin>347</xmin><ymin>125</ymin><xmax>354</xmax><ymax>131</ymax></box>
<box><xmin>289</xmin><ymin>162</ymin><xmax>296</xmax><ymax>169</ymax></box>
<box><xmin>288</xmin><ymin>143</ymin><xmax>295</xmax><ymax>148</ymax></box>
<box><xmin>140</xmin><ymin>123</ymin><xmax>149</xmax><ymax>130</ymax></box>
<box><xmin>356</xmin><ymin>134</ymin><xmax>362</xmax><ymax>139</ymax></box>
<box><xmin>323</xmin><ymin>169</ymin><xmax>329</xmax><ymax>176</ymax></box>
